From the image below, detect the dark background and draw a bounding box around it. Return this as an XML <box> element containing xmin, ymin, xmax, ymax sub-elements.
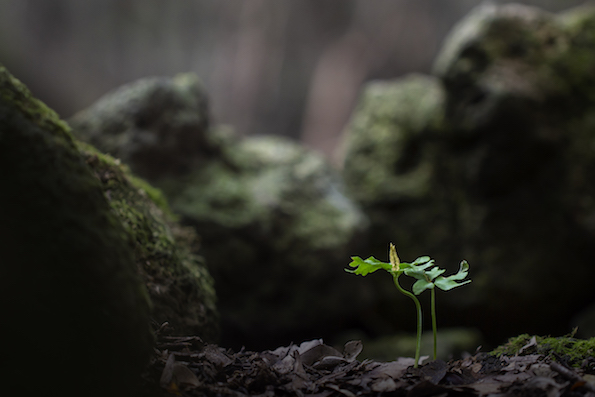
<box><xmin>0</xmin><ymin>0</ymin><xmax>583</xmax><ymax>163</ymax></box>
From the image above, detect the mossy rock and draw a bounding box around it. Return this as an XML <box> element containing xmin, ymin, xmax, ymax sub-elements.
<box><xmin>69</xmin><ymin>73</ymin><xmax>213</xmax><ymax>179</ymax></box>
<box><xmin>341</xmin><ymin>3</ymin><xmax>595</xmax><ymax>345</ymax></box>
<box><xmin>0</xmin><ymin>65</ymin><xmax>153</xmax><ymax>397</ymax></box>
<box><xmin>434</xmin><ymin>2</ymin><xmax>595</xmax><ymax>132</ymax></box>
<box><xmin>68</xmin><ymin>74</ymin><xmax>369</xmax><ymax>349</ymax></box>
<box><xmin>162</xmin><ymin>134</ymin><xmax>369</xmax><ymax>349</ymax></box>
<box><xmin>77</xmin><ymin>143</ymin><xmax>219</xmax><ymax>341</ymax></box>
<box><xmin>341</xmin><ymin>74</ymin><xmax>447</xmax><ymax>260</ymax></box>
<box><xmin>70</xmin><ymin>73</ymin><xmax>219</xmax><ymax>340</ymax></box>
<box><xmin>341</xmin><ymin>73</ymin><xmax>443</xmax><ymax>206</ymax></box>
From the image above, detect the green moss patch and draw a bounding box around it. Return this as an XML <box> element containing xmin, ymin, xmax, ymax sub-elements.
<box><xmin>78</xmin><ymin>142</ymin><xmax>219</xmax><ymax>341</ymax></box>
<box><xmin>491</xmin><ymin>333</ymin><xmax>595</xmax><ymax>366</ymax></box>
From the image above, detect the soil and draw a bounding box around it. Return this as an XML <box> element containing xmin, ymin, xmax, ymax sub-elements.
<box><xmin>137</xmin><ymin>325</ymin><xmax>595</xmax><ymax>397</ymax></box>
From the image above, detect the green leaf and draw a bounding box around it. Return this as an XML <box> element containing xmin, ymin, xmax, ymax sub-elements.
<box><xmin>412</xmin><ymin>279</ymin><xmax>435</xmax><ymax>295</ymax></box>
<box><xmin>411</xmin><ymin>256</ymin><xmax>432</xmax><ymax>266</ymax></box>
<box><xmin>404</xmin><ymin>267</ymin><xmax>424</xmax><ymax>279</ymax></box>
<box><xmin>434</xmin><ymin>260</ymin><xmax>471</xmax><ymax>291</ymax></box>
<box><xmin>425</xmin><ymin>266</ymin><xmax>446</xmax><ymax>281</ymax></box>
<box><xmin>403</xmin><ymin>259</ymin><xmax>434</xmax><ymax>271</ymax></box>
<box><xmin>403</xmin><ymin>259</ymin><xmax>435</xmax><ymax>278</ymax></box>
<box><xmin>346</xmin><ymin>256</ymin><xmax>391</xmax><ymax>276</ymax></box>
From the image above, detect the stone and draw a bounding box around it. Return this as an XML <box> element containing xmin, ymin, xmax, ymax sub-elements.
<box><xmin>165</xmin><ymin>133</ymin><xmax>369</xmax><ymax>349</ymax></box>
<box><xmin>341</xmin><ymin>73</ymin><xmax>447</xmax><ymax>264</ymax></box>
<box><xmin>78</xmin><ymin>143</ymin><xmax>219</xmax><ymax>341</ymax></box>
<box><xmin>70</xmin><ymin>73</ymin><xmax>213</xmax><ymax>180</ymax></box>
<box><xmin>340</xmin><ymin>3</ymin><xmax>595</xmax><ymax>345</ymax></box>
<box><xmin>69</xmin><ymin>74</ymin><xmax>369</xmax><ymax>349</ymax></box>
<box><xmin>341</xmin><ymin>73</ymin><xmax>443</xmax><ymax>206</ymax></box>
<box><xmin>71</xmin><ymin>73</ymin><xmax>219</xmax><ymax>340</ymax></box>
<box><xmin>0</xmin><ymin>64</ymin><xmax>153</xmax><ymax>397</ymax></box>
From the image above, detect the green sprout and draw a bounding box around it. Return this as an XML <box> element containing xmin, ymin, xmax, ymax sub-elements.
<box><xmin>346</xmin><ymin>243</ymin><xmax>471</xmax><ymax>368</ymax></box>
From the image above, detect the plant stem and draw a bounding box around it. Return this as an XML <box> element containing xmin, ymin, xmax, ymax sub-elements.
<box><xmin>393</xmin><ymin>274</ymin><xmax>422</xmax><ymax>368</ymax></box>
<box><xmin>431</xmin><ymin>287</ymin><xmax>437</xmax><ymax>360</ymax></box>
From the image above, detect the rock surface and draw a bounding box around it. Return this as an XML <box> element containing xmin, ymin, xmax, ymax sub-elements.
<box><xmin>0</xmin><ymin>64</ymin><xmax>153</xmax><ymax>397</ymax></box>
<box><xmin>341</xmin><ymin>3</ymin><xmax>595</xmax><ymax>344</ymax></box>
<box><xmin>78</xmin><ymin>143</ymin><xmax>219</xmax><ymax>341</ymax></box>
<box><xmin>70</xmin><ymin>73</ymin><xmax>213</xmax><ymax>180</ymax></box>
<box><xmin>166</xmin><ymin>133</ymin><xmax>369</xmax><ymax>349</ymax></box>
<box><xmin>70</xmin><ymin>75</ymin><xmax>370</xmax><ymax>350</ymax></box>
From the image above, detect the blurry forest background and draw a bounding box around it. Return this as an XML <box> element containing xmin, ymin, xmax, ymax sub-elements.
<box><xmin>0</xmin><ymin>0</ymin><xmax>583</xmax><ymax>163</ymax></box>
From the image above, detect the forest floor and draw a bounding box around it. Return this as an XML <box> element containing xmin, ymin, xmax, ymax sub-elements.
<box><xmin>138</xmin><ymin>326</ymin><xmax>595</xmax><ymax>397</ymax></box>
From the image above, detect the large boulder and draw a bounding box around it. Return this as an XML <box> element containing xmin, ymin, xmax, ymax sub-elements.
<box><xmin>341</xmin><ymin>73</ymin><xmax>445</xmax><ymax>256</ymax></box>
<box><xmin>0</xmin><ymin>65</ymin><xmax>153</xmax><ymax>397</ymax></box>
<box><xmin>69</xmin><ymin>75</ymin><xmax>370</xmax><ymax>350</ymax></box>
<box><xmin>70</xmin><ymin>74</ymin><xmax>219</xmax><ymax>340</ymax></box>
<box><xmin>341</xmin><ymin>3</ymin><xmax>595</xmax><ymax>344</ymax></box>
<box><xmin>69</xmin><ymin>73</ymin><xmax>213</xmax><ymax>180</ymax></box>
<box><xmin>166</xmin><ymin>133</ymin><xmax>369</xmax><ymax>349</ymax></box>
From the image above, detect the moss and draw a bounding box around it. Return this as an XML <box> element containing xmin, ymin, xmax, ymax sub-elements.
<box><xmin>169</xmin><ymin>162</ymin><xmax>264</xmax><ymax>228</ymax></box>
<box><xmin>0</xmin><ymin>64</ymin><xmax>153</xmax><ymax>397</ymax></box>
<box><xmin>342</xmin><ymin>74</ymin><xmax>443</xmax><ymax>205</ymax></box>
<box><xmin>0</xmin><ymin>64</ymin><xmax>71</xmax><ymax>138</ymax></box>
<box><xmin>490</xmin><ymin>333</ymin><xmax>595</xmax><ymax>366</ymax></box>
<box><xmin>78</xmin><ymin>142</ymin><xmax>219</xmax><ymax>341</ymax></box>
<box><xmin>554</xmin><ymin>5</ymin><xmax>595</xmax><ymax>111</ymax></box>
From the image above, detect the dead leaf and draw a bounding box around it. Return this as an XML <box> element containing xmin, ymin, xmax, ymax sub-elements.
<box><xmin>419</xmin><ymin>359</ymin><xmax>447</xmax><ymax>384</ymax></box>
<box><xmin>366</xmin><ymin>359</ymin><xmax>412</xmax><ymax>379</ymax></box>
<box><xmin>159</xmin><ymin>353</ymin><xmax>176</xmax><ymax>388</ymax></box>
<box><xmin>202</xmin><ymin>344</ymin><xmax>233</xmax><ymax>367</ymax></box>
<box><xmin>300</xmin><ymin>343</ymin><xmax>342</xmax><ymax>366</ymax></box>
<box><xmin>501</xmin><ymin>354</ymin><xmax>542</xmax><ymax>372</ymax></box>
<box><xmin>342</xmin><ymin>340</ymin><xmax>363</xmax><ymax>362</ymax></box>
<box><xmin>325</xmin><ymin>383</ymin><xmax>357</xmax><ymax>397</ymax></box>
<box><xmin>507</xmin><ymin>376</ymin><xmax>566</xmax><ymax>397</ymax></box>
<box><xmin>518</xmin><ymin>335</ymin><xmax>538</xmax><ymax>354</ymax></box>
<box><xmin>370</xmin><ymin>377</ymin><xmax>397</xmax><ymax>392</ymax></box>
<box><xmin>171</xmin><ymin>364</ymin><xmax>200</xmax><ymax>388</ymax></box>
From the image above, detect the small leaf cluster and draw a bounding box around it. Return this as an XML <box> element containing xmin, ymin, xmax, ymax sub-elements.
<box><xmin>347</xmin><ymin>253</ymin><xmax>470</xmax><ymax>296</ymax></box>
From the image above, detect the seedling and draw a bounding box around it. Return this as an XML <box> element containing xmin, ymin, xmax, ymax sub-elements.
<box><xmin>346</xmin><ymin>243</ymin><xmax>471</xmax><ymax>368</ymax></box>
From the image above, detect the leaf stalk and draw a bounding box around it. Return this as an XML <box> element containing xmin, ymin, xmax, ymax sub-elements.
<box><xmin>392</xmin><ymin>273</ymin><xmax>422</xmax><ymax>368</ymax></box>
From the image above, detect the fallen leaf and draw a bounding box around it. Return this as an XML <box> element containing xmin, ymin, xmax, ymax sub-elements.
<box><xmin>518</xmin><ymin>335</ymin><xmax>538</xmax><ymax>354</ymax></box>
<box><xmin>419</xmin><ymin>359</ymin><xmax>447</xmax><ymax>384</ymax></box>
<box><xmin>370</xmin><ymin>377</ymin><xmax>397</xmax><ymax>392</ymax></box>
<box><xmin>366</xmin><ymin>359</ymin><xmax>412</xmax><ymax>379</ymax></box>
<box><xmin>171</xmin><ymin>363</ymin><xmax>200</xmax><ymax>388</ymax></box>
<box><xmin>342</xmin><ymin>340</ymin><xmax>363</xmax><ymax>362</ymax></box>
